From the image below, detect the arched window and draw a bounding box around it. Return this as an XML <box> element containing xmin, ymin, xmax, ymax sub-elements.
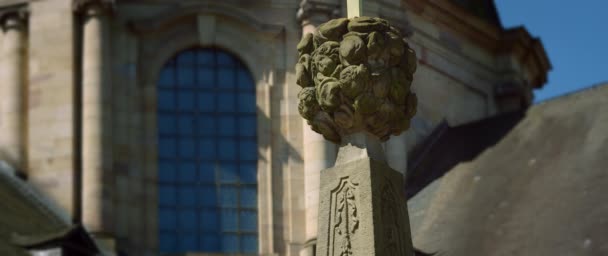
<box><xmin>156</xmin><ymin>48</ymin><xmax>258</xmax><ymax>254</ymax></box>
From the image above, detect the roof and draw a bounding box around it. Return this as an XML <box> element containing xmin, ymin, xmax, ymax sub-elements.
<box><xmin>406</xmin><ymin>110</ymin><xmax>525</xmax><ymax>198</ymax></box>
<box><xmin>449</xmin><ymin>0</ymin><xmax>502</xmax><ymax>27</ymax></box>
<box><xmin>0</xmin><ymin>162</ymin><xmax>72</xmax><ymax>255</ymax></box>
<box><xmin>407</xmin><ymin>83</ymin><xmax>608</xmax><ymax>255</ymax></box>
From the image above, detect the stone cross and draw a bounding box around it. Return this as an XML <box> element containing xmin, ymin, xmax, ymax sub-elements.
<box><xmin>295</xmin><ymin>9</ymin><xmax>418</xmax><ymax>255</ymax></box>
<box><xmin>347</xmin><ymin>0</ymin><xmax>362</xmax><ymax>18</ymax></box>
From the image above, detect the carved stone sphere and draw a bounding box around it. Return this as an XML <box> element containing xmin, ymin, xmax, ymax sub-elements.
<box><xmin>295</xmin><ymin>17</ymin><xmax>418</xmax><ymax>143</ymax></box>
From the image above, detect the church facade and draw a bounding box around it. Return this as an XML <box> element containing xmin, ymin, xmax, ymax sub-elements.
<box><xmin>0</xmin><ymin>0</ymin><xmax>549</xmax><ymax>255</ymax></box>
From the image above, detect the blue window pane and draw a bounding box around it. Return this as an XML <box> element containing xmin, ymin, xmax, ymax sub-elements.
<box><xmin>221</xmin><ymin>234</ymin><xmax>239</xmax><ymax>253</ymax></box>
<box><xmin>199</xmin><ymin>138</ymin><xmax>215</xmax><ymax>159</ymax></box>
<box><xmin>217</xmin><ymin>52</ymin><xmax>235</xmax><ymax>66</ymax></box>
<box><xmin>237</xmin><ymin>69</ymin><xmax>253</xmax><ymax>89</ymax></box>
<box><xmin>158</xmin><ymin>138</ymin><xmax>176</xmax><ymax>158</ymax></box>
<box><xmin>178</xmin><ymin>234</ymin><xmax>199</xmax><ymax>252</ymax></box>
<box><xmin>218</xmin><ymin>138</ymin><xmax>237</xmax><ymax>160</ymax></box>
<box><xmin>237</xmin><ymin>93</ymin><xmax>256</xmax><ymax>113</ymax></box>
<box><xmin>157</xmin><ymin>114</ymin><xmax>176</xmax><ymax>134</ymax></box>
<box><xmin>240</xmin><ymin>210</ymin><xmax>257</xmax><ymax>232</ymax></box>
<box><xmin>201</xmin><ymin>234</ymin><xmax>220</xmax><ymax>251</ymax></box>
<box><xmin>197</xmin><ymin>68</ymin><xmax>214</xmax><ymax>88</ymax></box>
<box><xmin>197</xmin><ymin>51</ymin><xmax>213</xmax><ymax>66</ymax></box>
<box><xmin>158</xmin><ymin>49</ymin><xmax>259</xmax><ymax>254</ymax></box>
<box><xmin>177</xmin><ymin>91</ymin><xmax>196</xmax><ymax>111</ymax></box>
<box><xmin>158</xmin><ymin>161</ymin><xmax>176</xmax><ymax>182</ymax></box>
<box><xmin>220</xmin><ymin>186</ymin><xmax>238</xmax><ymax>207</ymax></box>
<box><xmin>159</xmin><ymin>185</ymin><xmax>176</xmax><ymax>205</ymax></box>
<box><xmin>239</xmin><ymin>139</ymin><xmax>257</xmax><ymax>161</ymax></box>
<box><xmin>218</xmin><ymin>116</ymin><xmax>236</xmax><ymax>136</ymax></box>
<box><xmin>240</xmin><ymin>186</ymin><xmax>257</xmax><ymax>208</ymax></box>
<box><xmin>242</xmin><ymin>235</ymin><xmax>258</xmax><ymax>253</ymax></box>
<box><xmin>179</xmin><ymin>139</ymin><xmax>196</xmax><ymax>158</ymax></box>
<box><xmin>219</xmin><ymin>163</ymin><xmax>238</xmax><ymax>183</ymax></box>
<box><xmin>177</xmin><ymin>67</ymin><xmax>195</xmax><ymax>87</ymax></box>
<box><xmin>159</xmin><ymin>208</ymin><xmax>177</xmax><ymax>230</ymax></box>
<box><xmin>220</xmin><ymin>208</ymin><xmax>238</xmax><ymax>232</ymax></box>
<box><xmin>198</xmin><ymin>92</ymin><xmax>215</xmax><ymax>112</ymax></box>
<box><xmin>177</xmin><ymin>50</ymin><xmax>195</xmax><ymax>65</ymax></box>
<box><xmin>178</xmin><ymin>115</ymin><xmax>195</xmax><ymax>135</ymax></box>
<box><xmin>178</xmin><ymin>210</ymin><xmax>197</xmax><ymax>231</ymax></box>
<box><xmin>198</xmin><ymin>115</ymin><xmax>216</xmax><ymax>136</ymax></box>
<box><xmin>177</xmin><ymin>186</ymin><xmax>197</xmax><ymax>207</ymax></box>
<box><xmin>217</xmin><ymin>93</ymin><xmax>235</xmax><ymax>112</ymax></box>
<box><xmin>238</xmin><ymin>116</ymin><xmax>256</xmax><ymax>137</ymax></box>
<box><xmin>200</xmin><ymin>186</ymin><xmax>218</xmax><ymax>208</ymax></box>
<box><xmin>178</xmin><ymin>162</ymin><xmax>197</xmax><ymax>183</ymax></box>
<box><xmin>159</xmin><ymin>232</ymin><xmax>177</xmax><ymax>252</ymax></box>
<box><xmin>200</xmin><ymin>208</ymin><xmax>219</xmax><ymax>231</ymax></box>
<box><xmin>240</xmin><ymin>163</ymin><xmax>257</xmax><ymax>184</ymax></box>
<box><xmin>157</xmin><ymin>89</ymin><xmax>175</xmax><ymax>110</ymax></box>
<box><xmin>217</xmin><ymin>68</ymin><xmax>235</xmax><ymax>88</ymax></box>
<box><xmin>158</xmin><ymin>67</ymin><xmax>174</xmax><ymax>87</ymax></box>
<box><xmin>198</xmin><ymin>162</ymin><xmax>216</xmax><ymax>183</ymax></box>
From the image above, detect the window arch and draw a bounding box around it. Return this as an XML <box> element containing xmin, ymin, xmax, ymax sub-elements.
<box><xmin>156</xmin><ymin>48</ymin><xmax>258</xmax><ymax>254</ymax></box>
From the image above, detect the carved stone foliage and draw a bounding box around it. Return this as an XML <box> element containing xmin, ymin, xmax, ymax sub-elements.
<box><xmin>296</xmin><ymin>17</ymin><xmax>418</xmax><ymax>143</ymax></box>
<box><xmin>328</xmin><ymin>177</ymin><xmax>359</xmax><ymax>256</ymax></box>
<box><xmin>381</xmin><ymin>178</ymin><xmax>407</xmax><ymax>255</ymax></box>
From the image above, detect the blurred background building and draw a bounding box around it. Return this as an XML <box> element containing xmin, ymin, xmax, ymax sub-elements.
<box><xmin>5</xmin><ymin>0</ymin><xmax>604</xmax><ymax>256</ymax></box>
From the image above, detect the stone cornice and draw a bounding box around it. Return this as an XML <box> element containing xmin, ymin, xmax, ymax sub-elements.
<box><xmin>404</xmin><ymin>0</ymin><xmax>551</xmax><ymax>89</ymax></box>
<box><xmin>73</xmin><ymin>0</ymin><xmax>115</xmax><ymax>15</ymax></box>
<box><xmin>498</xmin><ymin>27</ymin><xmax>551</xmax><ymax>89</ymax></box>
<box><xmin>0</xmin><ymin>3</ymin><xmax>28</xmax><ymax>29</ymax></box>
<box><xmin>404</xmin><ymin>0</ymin><xmax>502</xmax><ymax>50</ymax></box>
<box><xmin>296</xmin><ymin>0</ymin><xmax>341</xmax><ymax>25</ymax></box>
<box><xmin>128</xmin><ymin>2</ymin><xmax>284</xmax><ymax>37</ymax></box>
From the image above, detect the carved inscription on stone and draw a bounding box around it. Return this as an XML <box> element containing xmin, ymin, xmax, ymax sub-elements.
<box><xmin>327</xmin><ymin>176</ymin><xmax>359</xmax><ymax>256</ymax></box>
<box><xmin>381</xmin><ymin>177</ymin><xmax>406</xmax><ymax>255</ymax></box>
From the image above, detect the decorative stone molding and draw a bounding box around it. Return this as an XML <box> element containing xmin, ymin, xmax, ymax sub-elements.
<box><xmin>328</xmin><ymin>176</ymin><xmax>359</xmax><ymax>255</ymax></box>
<box><xmin>297</xmin><ymin>0</ymin><xmax>341</xmax><ymax>26</ymax></box>
<box><xmin>316</xmin><ymin>156</ymin><xmax>414</xmax><ymax>256</ymax></box>
<box><xmin>296</xmin><ymin>17</ymin><xmax>418</xmax><ymax>143</ymax></box>
<box><xmin>0</xmin><ymin>4</ymin><xmax>28</xmax><ymax>30</ymax></box>
<box><xmin>128</xmin><ymin>2</ymin><xmax>284</xmax><ymax>37</ymax></box>
<box><xmin>73</xmin><ymin>0</ymin><xmax>114</xmax><ymax>16</ymax></box>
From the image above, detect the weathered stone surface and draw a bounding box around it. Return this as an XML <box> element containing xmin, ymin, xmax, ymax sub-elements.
<box><xmin>317</xmin><ymin>156</ymin><xmax>414</xmax><ymax>256</ymax></box>
<box><xmin>295</xmin><ymin>17</ymin><xmax>418</xmax><ymax>143</ymax></box>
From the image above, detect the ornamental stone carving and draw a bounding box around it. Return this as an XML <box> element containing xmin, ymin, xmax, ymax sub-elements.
<box><xmin>296</xmin><ymin>17</ymin><xmax>418</xmax><ymax>143</ymax></box>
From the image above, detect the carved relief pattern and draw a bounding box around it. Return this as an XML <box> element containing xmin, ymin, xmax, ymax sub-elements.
<box><xmin>296</xmin><ymin>17</ymin><xmax>418</xmax><ymax>143</ymax></box>
<box><xmin>328</xmin><ymin>177</ymin><xmax>359</xmax><ymax>256</ymax></box>
<box><xmin>381</xmin><ymin>178</ymin><xmax>406</xmax><ymax>255</ymax></box>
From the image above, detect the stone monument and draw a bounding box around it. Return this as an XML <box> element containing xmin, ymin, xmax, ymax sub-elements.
<box><xmin>294</xmin><ymin>5</ymin><xmax>418</xmax><ymax>255</ymax></box>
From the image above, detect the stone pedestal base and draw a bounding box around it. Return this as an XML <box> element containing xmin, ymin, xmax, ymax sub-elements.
<box><xmin>316</xmin><ymin>157</ymin><xmax>414</xmax><ymax>256</ymax></box>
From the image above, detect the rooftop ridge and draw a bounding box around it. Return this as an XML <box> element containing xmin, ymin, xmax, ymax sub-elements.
<box><xmin>534</xmin><ymin>81</ymin><xmax>608</xmax><ymax>105</ymax></box>
<box><xmin>0</xmin><ymin>161</ymin><xmax>71</xmax><ymax>228</ymax></box>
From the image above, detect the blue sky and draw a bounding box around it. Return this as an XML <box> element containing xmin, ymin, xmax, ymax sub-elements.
<box><xmin>495</xmin><ymin>0</ymin><xmax>608</xmax><ymax>102</ymax></box>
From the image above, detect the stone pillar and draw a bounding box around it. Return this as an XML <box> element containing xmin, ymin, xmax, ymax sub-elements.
<box><xmin>317</xmin><ymin>133</ymin><xmax>414</xmax><ymax>256</ymax></box>
<box><xmin>75</xmin><ymin>0</ymin><xmax>113</xmax><ymax>241</ymax></box>
<box><xmin>0</xmin><ymin>8</ymin><xmax>27</xmax><ymax>171</ymax></box>
<box><xmin>297</xmin><ymin>1</ymin><xmax>340</xmax><ymax>255</ymax></box>
<box><xmin>294</xmin><ymin>16</ymin><xmax>418</xmax><ymax>256</ymax></box>
<box><xmin>385</xmin><ymin>133</ymin><xmax>408</xmax><ymax>176</ymax></box>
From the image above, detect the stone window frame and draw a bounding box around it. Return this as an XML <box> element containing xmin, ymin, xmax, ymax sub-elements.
<box><xmin>130</xmin><ymin>4</ymin><xmax>285</xmax><ymax>254</ymax></box>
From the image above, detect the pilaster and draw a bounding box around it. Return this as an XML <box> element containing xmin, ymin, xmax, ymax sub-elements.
<box><xmin>0</xmin><ymin>5</ymin><xmax>28</xmax><ymax>172</ymax></box>
<box><xmin>74</xmin><ymin>0</ymin><xmax>115</xmax><ymax>250</ymax></box>
<box><xmin>297</xmin><ymin>1</ymin><xmax>340</xmax><ymax>255</ymax></box>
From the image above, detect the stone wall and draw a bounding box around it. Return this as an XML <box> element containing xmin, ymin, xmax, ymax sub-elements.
<box><xmin>26</xmin><ymin>0</ymin><xmax>77</xmax><ymax>218</ymax></box>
